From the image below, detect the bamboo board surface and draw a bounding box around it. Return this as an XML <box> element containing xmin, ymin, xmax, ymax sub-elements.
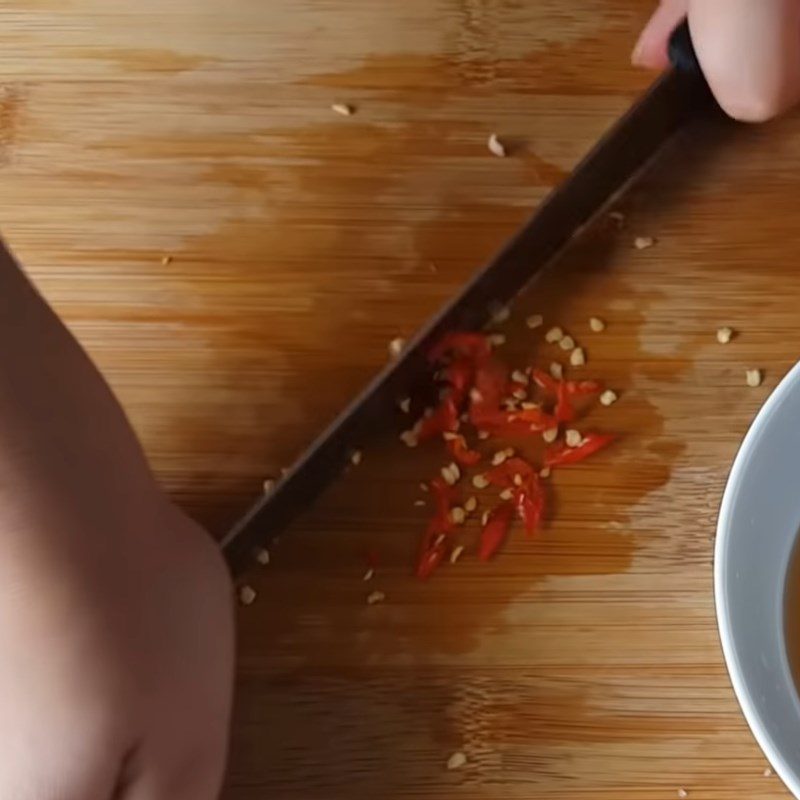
<box><xmin>1</xmin><ymin>1</ymin><xmax>797</xmax><ymax>797</ymax></box>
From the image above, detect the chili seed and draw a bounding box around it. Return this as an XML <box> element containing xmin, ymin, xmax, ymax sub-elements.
<box><xmin>388</xmin><ymin>337</ymin><xmax>405</xmax><ymax>358</ymax></box>
<box><xmin>677</xmin><ymin>790</ymin><xmax>688</xmax><ymax>799</ymax></box>
<box><xmin>399</xmin><ymin>397</ymin><xmax>411</xmax><ymax>413</ymax></box>
<box><xmin>447</xmin><ymin>751</ymin><xmax>468</xmax><ymax>770</ymax></box>
<box><xmin>600</xmin><ymin>389</ymin><xmax>618</xmax><ymax>406</ymax></box>
<box><xmin>450</xmin><ymin>545</ymin><xmax>465</xmax><ymax>564</ymax></box>
<box><xmin>465</xmin><ymin>496</ymin><xmax>478</xmax><ymax>513</ymax></box>
<box><xmin>716</xmin><ymin>326</ymin><xmax>734</xmax><ymax>344</ymax></box>
<box><xmin>470</xmin><ymin>388</ymin><xmax>484</xmax><ymax>404</ymax></box>
<box><xmin>526</xmin><ymin>314</ymin><xmax>544</xmax><ymax>329</ymax></box>
<box><xmin>513</xmin><ymin>473</ymin><xmax>523</xmax><ymax>486</ymax></box>
<box><xmin>491</xmin><ymin>450</ymin><xmax>508</xmax><ymax>466</ymax></box>
<box><xmin>489</xmin><ymin>301</ymin><xmax>510</xmax><ymax>323</ymax></box>
<box><xmin>543</xmin><ymin>427</ymin><xmax>558</xmax><ymax>443</ymax></box>
<box><xmin>521</xmin><ymin>401</ymin><xmax>540</xmax><ymax>410</ymax></box>
<box><xmin>481</xmin><ymin>510</ymin><xmax>490</xmax><ymax>526</ymax></box>
<box><xmin>511</xmin><ymin>369</ymin><xmax>529</xmax><ymax>384</ymax></box>
<box><xmin>550</xmin><ymin>362</ymin><xmax>563</xmax><ymax>380</ymax></box>
<box><xmin>478</xmin><ymin>430</ymin><xmax>490</xmax><ymax>440</ymax></box>
<box><xmin>239</xmin><ymin>585</ymin><xmax>257</xmax><ymax>606</ymax></box>
<box><xmin>539</xmin><ymin>467</ymin><xmax>551</xmax><ymax>478</ymax></box>
<box><xmin>161</xmin><ymin>255</ymin><xmax>172</xmax><ymax>266</ymax></box>
<box><xmin>263</xmin><ymin>478</ymin><xmax>276</xmax><ymax>494</ymax></box>
<box><xmin>570</xmin><ymin>347</ymin><xmax>586</xmax><ymax>366</ymax></box>
<box><xmin>512</xmin><ymin>388</ymin><xmax>527</xmax><ymax>400</ymax></box>
<box><xmin>545</xmin><ymin>326</ymin><xmax>564</xmax><ymax>343</ymax></box>
<box><xmin>634</xmin><ymin>236</ymin><xmax>655</xmax><ymax>249</ymax></box>
<box><xmin>366</xmin><ymin>590</ymin><xmax>386</xmax><ymax>605</ymax></box>
<box><xmin>488</xmin><ymin>333</ymin><xmax>506</xmax><ymax>346</ymax></box>
<box><xmin>332</xmin><ymin>102</ymin><xmax>355</xmax><ymax>116</ymax></box>
<box><xmin>472</xmin><ymin>473</ymin><xmax>489</xmax><ymax>489</ymax></box>
<box><xmin>559</xmin><ymin>335</ymin><xmax>575</xmax><ymax>351</ymax></box>
<box><xmin>400</xmin><ymin>430</ymin><xmax>419</xmax><ymax>448</ymax></box>
<box><xmin>746</xmin><ymin>369</ymin><xmax>763</xmax><ymax>388</ymax></box>
<box><xmin>764</xmin><ymin>767</ymin><xmax>773</xmax><ymax>777</ymax></box>
<box><xmin>351</xmin><ymin>450</ymin><xmax>363</xmax><ymax>466</ymax></box>
<box><xmin>589</xmin><ymin>316</ymin><xmax>606</xmax><ymax>332</ymax></box>
<box><xmin>419</xmin><ymin>481</ymin><xmax>429</xmax><ymax>492</ymax></box>
<box><xmin>500</xmin><ymin>488</ymin><xmax>513</xmax><ymax>500</ymax></box>
<box><xmin>414</xmin><ymin>499</ymin><xmax>426</xmax><ymax>507</ymax></box>
<box><xmin>451</xmin><ymin>506</ymin><xmax>466</xmax><ymax>525</ymax></box>
<box><xmin>565</xmin><ymin>429</ymin><xmax>582</xmax><ymax>448</ymax></box>
<box><xmin>362</xmin><ymin>567</ymin><xmax>374</xmax><ymax>582</ymax></box>
<box><xmin>255</xmin><ymin>548</ymin><xmax>270</xmax><ymax>566</ymax></box>
<box><xmin>442</xmin><ymin>463</ymin><xmax>461</xmax><ymax>485</ymax></box>
<box><xmin>487</xmin><ymin>133</ymin><xmax>506</xmax><ymax>157</ymax></box>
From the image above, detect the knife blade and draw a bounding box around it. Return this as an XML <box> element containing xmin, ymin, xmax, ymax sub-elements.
<box><xmin>222</xmin><ymin>47</ymin><xmax>717</xmax><ymax>574</ymax></box>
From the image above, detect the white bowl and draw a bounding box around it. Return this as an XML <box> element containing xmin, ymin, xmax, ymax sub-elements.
<box><xmin>716</xmin><ymin>360</ymin><xmax>800</xmax><ymax>796</ymax></box>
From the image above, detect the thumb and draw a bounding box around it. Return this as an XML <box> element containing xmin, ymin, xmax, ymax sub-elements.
<box><xmin>688</xmin><ymin>0</ymin><xmax>800</xmax><ymax>122</ymax></box>
<box><xmin>631</xmin><ymin>0</ymin><xmax>689</xmax><ymax>70</ymax></box>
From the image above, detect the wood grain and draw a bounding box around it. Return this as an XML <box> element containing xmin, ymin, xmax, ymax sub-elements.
<box><xmin>0</xmin><ymin>1</ymin><xmax>796</xmax><ymax>797</ymax></box>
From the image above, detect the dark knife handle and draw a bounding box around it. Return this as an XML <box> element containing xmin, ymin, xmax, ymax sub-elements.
<box><xmin>668</xmin><ymin>19</ymin><xmax>701</xmax><ymax>75</ymax></box>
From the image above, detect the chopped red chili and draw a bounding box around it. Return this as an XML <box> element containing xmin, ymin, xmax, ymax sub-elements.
<box><xmin>473</xmin><ymin>357</ymin><xmax>508</xmax><ymax>406</ymax></box>
<box><xmin>445</xmin><ymin>434</ymin><xmax>482</xmax><ymax>466</ymax></box>
<box><xmin>565</xmin><ymin>379</ymin><xmax>604</xmax><ymax>396</ymax></box>
<box><xmin>478</xmin><ymin>502</ymin><xmax>515</xmax><ymax>561</ymax></box>
<box><xmin>532</xmin><ymin>370</ymin><xmax>603</xmax><ymax>399</ymax></box>
<box><xmin>416</xmin><ymin>522</ymin><xmax>448</xmax><ymax>579</ymax></box>
<box><xmin>441</xmin><ymin>357</ymin><xmax>474</xmax><ymax>405</ymax></box>
<box><xmin>506</xmin><ymin>406</ymin><xmax>557</xmax><ymax>431</ymax></box>
<box><xmin>554</xmin><ymin>380</ymin><xmax>575</xmax><ymax>423</ymax></box>
<box><xmin>428</xmin><ymin>476</ymin><xmax>457</xmax><ymax>530</ymax></box>
<box><xmin>530</xmin><ymin>368</ymin><xmax>560</xmax><ymax>395</ymax></box>
<box><xmin>486</xmin><ymin>456</ymin><xmax>536</xmax><ymax>488</ymax></box>
<box><xmin>544</xmin><ymin>432</ymin><xmax>616</xmax><ymax>467</ymax></box>
<box><xmin>416</xmin><ymin>395</ymin><xmax>460</xmax><ymax>442</ymax></box>
<box><xmin>514</xmin><ymin>477</ymin><xmax>545</xmax><ymax>537</ymax></box>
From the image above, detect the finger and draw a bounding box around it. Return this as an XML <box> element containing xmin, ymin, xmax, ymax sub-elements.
<box><xmin>115</xmin><ymin>743</ymin><xmax>227</xmax><ymax>800</ymax></box>
<box><xmin>632</xmin><ymin>0</ymin><xmax>689</xmax><ymax>69</ymax></box>
<box><xmin>689</xmin><ymin>0</ymin><xmax>800</xmax><ymax>121</ymax></box>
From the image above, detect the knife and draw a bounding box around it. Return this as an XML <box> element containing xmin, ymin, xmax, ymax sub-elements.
<box><xmin>222</xmin><ymin>22</ymin><xmax>718</xmax><ymax>574</ymax></box>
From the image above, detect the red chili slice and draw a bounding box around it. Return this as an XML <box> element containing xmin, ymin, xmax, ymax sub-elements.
<box><xmin>506</xmin><ymin>406</ymin><xmax>557</xmax><ymax>431</ymax></box>
<box><xmin>514</xmin><ymin>477</ymin><xmax>545</xmax><ymax>537</ymax></box>
<box><xmin>416</xmin><ymin>528</ymin><xmax>448</xmax><ymax>579</ymax></box>
<box><xmin>468</xmin><ymin>357</ymin><xmax>510</xmax><ymax>430</ymax></box>
<box><xmin>473</xmin><ymin>357</ymin><xmax>508</xmax><ymax>407</ymax></box>
<box><xmin>532</xmin><ymin>370</ymin><xmax>604</xmax><ymax>399</ymax></box>
<box><xmin>531</xmin><ymin>368</ymin><xmax>560</xmax><ymax>395</ymax></box>
<box><xmin>478</xmin><ymin>502</ymin><xmax>515</xmax><ymax>561</ymax></box>
<box><xmin>554</xmin><ymin>380</ymin><xmax>575</xmax><ymax>423</ymax></box>
<box><xmin>416</xmin><ymin>395</ymin><xmax>460</xmax><ymax>442</ymax></box>
<box><xmin>441</xmin><ymin>357</ymin><xmax>474</xmax><ymax>405</ymax></box>
<box><xmin>445</xmin><ymin>434</ymin><xmax>482</xmax><ymax>466</ymax></box>
<box><xmin>428</xmin><ymin>476</ymin><xmax>457</xmax><ymax>530</ymax></box>
<box><xmin>485</xmin><ymin>456</ymin><xmax>536</xmax><ymax>488</ymax></box>
<box><xmin>565</xmin><ymin>379</ymin><xmax>604</xmax><ymax>396</ymax></box>
<box><xmin>544</xmin><ymin>432</ymin><xmax>616</xmax><ymax>467</ymax></box>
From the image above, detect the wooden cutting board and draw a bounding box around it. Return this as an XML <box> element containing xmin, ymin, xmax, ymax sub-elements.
<box><xmin>1</xmin><ymin>0</ymin><xmax>797</xmax><ymax>797</ymax></box>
